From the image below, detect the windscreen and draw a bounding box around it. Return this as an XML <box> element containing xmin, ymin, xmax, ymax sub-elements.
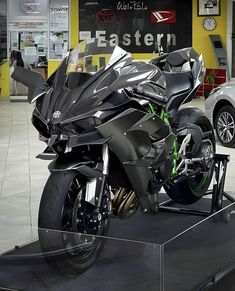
<box><xmin>66</xmin><ymin>38</ymin><xmax>128</xmax><ymax>75</ymax></box>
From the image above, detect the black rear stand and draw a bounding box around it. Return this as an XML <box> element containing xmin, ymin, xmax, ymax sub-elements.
<box><xmin>159</xmin><ymin>154</ymin><xmax>235</xmax><ymax>217</ymax></box>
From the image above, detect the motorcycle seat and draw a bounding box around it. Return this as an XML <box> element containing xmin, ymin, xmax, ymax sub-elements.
<box><xmin>165</xmin><ymin>50</ymin><xmax>190</xmax><ymax>68</ymax></box>
<box><xmin>150</xmin><ymin>52</ymin><xmax>195</xmax><ymax>104</ymax></box>
<box><xmin>163</xmin><ymin>71</ymin><xmax>193</xmax><ymax>99</ymax></box>
<box><xmin>162</xmin><ymin>49</ymin><xmax>193</xmax><ymax>98</ymax></box>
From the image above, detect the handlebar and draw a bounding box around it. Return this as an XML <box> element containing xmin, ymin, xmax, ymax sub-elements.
<box><xmin>133</xmin><ymin>84</ymin><xmax>168</xmax><ymax>103</ymax></box>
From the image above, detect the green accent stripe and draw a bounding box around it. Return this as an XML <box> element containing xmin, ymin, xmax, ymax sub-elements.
<box><xmin>148</xmin><ymin>103</ymin><xmax>155</xmax><ymax>113</ymax></box>
<box><xmin>195</xmin><ymin>172</ymin><xmax>209</xmax><ymax>190</ymax></box>
<box><xmin>171</xmin><ymin>139</ymin><xmax>179</xmax><ymax>177</ymax></box>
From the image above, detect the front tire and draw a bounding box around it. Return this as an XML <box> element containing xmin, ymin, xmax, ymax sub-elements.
<box><xmin>215</xmin><ymin>105</ymin><xmax>235</xmax><ymax>147</ymax></box>
<box><xmin>38</xmin><ymin>170</ymin><xmax>110</xmax><ymax>276</ymax></box>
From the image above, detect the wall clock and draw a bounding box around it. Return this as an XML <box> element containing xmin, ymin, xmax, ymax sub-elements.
<box><xmin>203</xmin><ymin>17</ymin><xmax>216</xmax><ymax>31</ymax></box>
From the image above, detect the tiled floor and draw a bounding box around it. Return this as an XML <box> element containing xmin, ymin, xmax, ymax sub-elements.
<box><xmin>0</xmin><ymin>97</ymin><xmax>235</xmax><ymax>253</ymax></box>
<box><xmin>0</xmin><ymin>99</ymin><xmax>48</xmax><ymax>252</ymax></box>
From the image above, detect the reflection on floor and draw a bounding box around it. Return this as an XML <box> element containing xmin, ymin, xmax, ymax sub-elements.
<box><xmin>0</xmin><ymin>97</ymin><xmax>235</xmax><ymax>253</ymax></box>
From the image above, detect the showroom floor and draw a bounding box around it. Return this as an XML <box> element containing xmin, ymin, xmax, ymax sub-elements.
<box><xmin>0</xmin><ymin>97</ymin><xmax>235</xmax><ymax>253</ymax></box>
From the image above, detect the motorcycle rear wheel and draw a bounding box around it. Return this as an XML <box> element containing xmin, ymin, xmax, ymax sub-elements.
<box><xmin>164</xmin><ymin>114</ymin><xmax>215</xmax><ymax>204</ymax></box>
<box><xmin>38</xmin><ymin>170</ymin><xmax>110</xmax><ymax>276</ymax></box>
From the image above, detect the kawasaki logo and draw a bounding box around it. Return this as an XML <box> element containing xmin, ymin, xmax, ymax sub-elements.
<box><xmin>53</xmin><ymin>111</ymin><xmax>62</xmax><ymax>118</ymax></box>
<box><xmin>151</xmin><ymin>10</ymin><xmax>176</xmax><ymax>24</ymax></box>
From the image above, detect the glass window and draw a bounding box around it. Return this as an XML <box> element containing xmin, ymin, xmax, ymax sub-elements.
<box><xmin>49</xmin><ymin>0</ymin><xmax>69</xmax><ymax>59</ymax></box>
<box><xmin>9</xmin><ymin>22</ymin><xmax>48</xmax><ymax>68</ymax></box>
<box><xmin>0</xmin><ymin>0</ymin><xmax>7</xmax><ymax>59</ymax></box>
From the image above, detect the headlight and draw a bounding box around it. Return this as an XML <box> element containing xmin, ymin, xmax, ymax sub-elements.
<box><xmin>63</xmin><ymin>117</ymin><xmax>102</xmax><ymax>135</ymax></box>
<box><xmin>32</xmin><ymin>115</ymin><xmax>51</xmax><ymax>138</ymax></box>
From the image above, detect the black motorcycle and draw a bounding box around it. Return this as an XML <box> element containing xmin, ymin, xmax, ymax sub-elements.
<box><xmin>12</xmin><ymin>39</ymin><xmax>215</xmax><ymax>275</ymax></box>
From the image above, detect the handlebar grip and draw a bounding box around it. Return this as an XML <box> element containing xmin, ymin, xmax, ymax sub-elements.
<box><xmin>134</xmin><ymin>85</ymin><xmax>167</xmax><ymax>103</ymax></box>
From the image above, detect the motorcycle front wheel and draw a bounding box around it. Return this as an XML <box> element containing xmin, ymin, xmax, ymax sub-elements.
<box><xmin>38</xmin><ymin>170</ymin><xmax>110</xmax><ymax>276</ymax></box>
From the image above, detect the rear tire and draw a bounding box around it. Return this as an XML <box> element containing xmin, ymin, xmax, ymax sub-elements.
<box><xmin>38</xmin><ymin>171</ymin><xmax>110</xmax><ymax>276</ymax></box>
<box><xmin>164</xmin><ymin>169</ymin><xmax>213</xmax><ymax>204</ymax></box>
<box><xmin>165</xmin><ymin>110</ymin><xmax>215</xmax><ymax>204</ymax></box>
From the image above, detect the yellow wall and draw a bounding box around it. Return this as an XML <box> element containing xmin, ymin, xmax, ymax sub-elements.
<box><xmin>192</xmin><ymin>0</ymin><xmax>227</xmax><ymax>68</ymax></box>
<box><xmin>67</xmin><ymin>0</ymin><xmax>228</xmax><ymax>66</ymax></box>
<box><xmin>0</xmin><ymin>62</ymin><xmax>10</xmax><ymax>97</ymax></box>
<box><xmin>47</xmin><ymin>60</ymin><xmax>61</xmax><ymax>78</ymax></box>
<box><xmin>70</xmin><ymin>0</ymin><xmax>79</xmax><ymax>49</ymax></box>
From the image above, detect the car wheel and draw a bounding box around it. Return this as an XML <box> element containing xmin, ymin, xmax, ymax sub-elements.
<box><xmin>215</xmin><ymin>105</ymin><xmax>235</xmax><ymax>147</ymax></box>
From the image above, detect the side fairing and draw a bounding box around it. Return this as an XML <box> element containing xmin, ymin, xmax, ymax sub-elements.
<box><xmin>97</xmin><ymin>108</ymin><xmax>170</xmax><ymax>197</ymax></box>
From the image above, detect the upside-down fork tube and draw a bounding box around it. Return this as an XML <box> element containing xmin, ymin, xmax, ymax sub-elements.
<box><xmin>97</xmin><ymin>144</ymin><xmax>109</xmax><ymax>209</ymax></box>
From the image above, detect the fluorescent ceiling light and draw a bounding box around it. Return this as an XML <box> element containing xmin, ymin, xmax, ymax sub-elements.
<box><xmin>84</xmin><ymin>2</ymin><xmax>99</xmax><ymax>5</ymax></box>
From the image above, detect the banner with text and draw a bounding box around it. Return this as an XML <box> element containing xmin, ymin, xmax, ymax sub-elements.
<box><xmin>79</xmin><ymin>0</ymin><xmax>192</xmax><ymax>53</ymax></box>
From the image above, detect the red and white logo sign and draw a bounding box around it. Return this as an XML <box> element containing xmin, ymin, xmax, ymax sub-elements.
<box><xmin>97</xmin><ymin>9</ymin><xmax>116</xmax><ymax>24</ymax></box>
<box><xmin>151</xmin><ymin>10</ymin><xmax>176</xmax><ymax>24</ymax></box>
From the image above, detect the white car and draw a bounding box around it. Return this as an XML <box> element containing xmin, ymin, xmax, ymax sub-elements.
<box><xmin>205</xmin><ymin>82</ymin><xmax>235</xmax><ymax>147</ymax></box>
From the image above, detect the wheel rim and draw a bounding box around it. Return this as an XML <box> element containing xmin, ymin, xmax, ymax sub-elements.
<box><xmin>61</xmin><ymin>176</ymin><xmax>109</xmax><ymax>261</ymax></box>
<box><xmin>217</xmin><ymin>111</ymin><xmax>235</xmax><ymax>143</ymax></box>
<box><xmin>189</xmin><ymin>139</ymin><xmax>214</xmax><ymax>194</ymax></box>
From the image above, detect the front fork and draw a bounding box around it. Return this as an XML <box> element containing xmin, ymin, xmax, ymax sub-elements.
<box><xmin>84</xmin><ymin>144</ymin><xmax>110</xmax><ymax>216</ymax></box>
<box><xmin>97</xmin><ymin>144</ymin><xmax>109</xmax><ymax>208</ymax></box>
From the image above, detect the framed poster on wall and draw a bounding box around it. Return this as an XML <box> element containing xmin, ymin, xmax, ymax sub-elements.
<box><xmin>198</xmin><ymin>0</ymin><xmax>220</xmax><ymax>16</ymax></box>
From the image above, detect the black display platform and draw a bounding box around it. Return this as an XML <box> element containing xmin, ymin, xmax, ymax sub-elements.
<box><xmin>0</xmin><ymin>198</ymin><xmax>235</xmax><ymax>291</ymax></box>
<box><xmin>207</xmin><ymin>266</ymin><xmax>235</xmax><ymax>291</ymax></box>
